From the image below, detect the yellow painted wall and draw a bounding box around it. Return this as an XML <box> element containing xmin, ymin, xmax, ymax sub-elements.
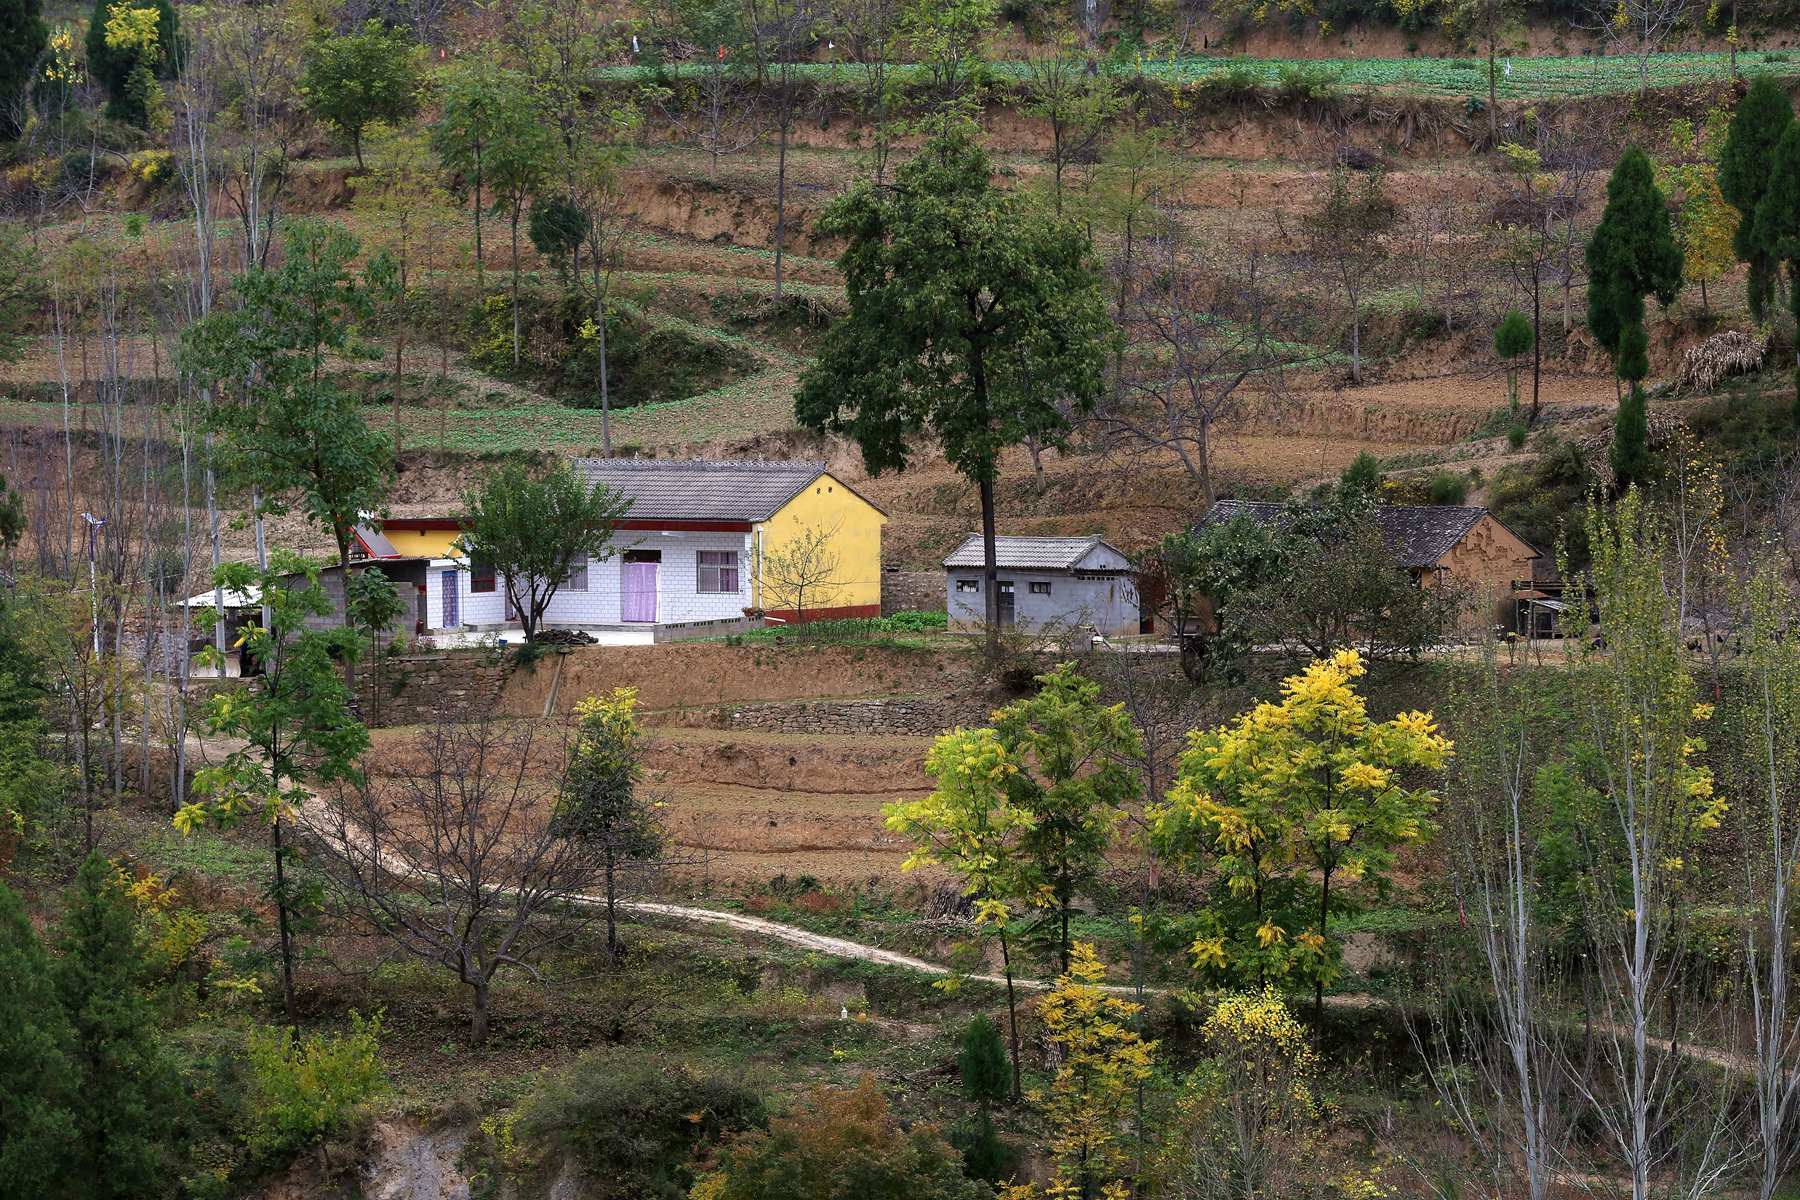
<box><xmin>380</xmin><ymin>526</ymin><xmax>463</xmax><ymax>559</ymax></box>
<box><xmin>756</xmin><ymin>473</ymin><xmax>886</xmax><ymax>613</ymax></box>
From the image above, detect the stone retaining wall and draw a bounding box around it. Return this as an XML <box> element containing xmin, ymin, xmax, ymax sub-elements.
<box><xmin>666</xmin><ymin>695</ymin><xmax>997</xmax><ymax>738</ymax></box>
<box><xmin>357</xmin><ymin>652</ymin><xmax>514</xmax><ymax>727</ymax></box>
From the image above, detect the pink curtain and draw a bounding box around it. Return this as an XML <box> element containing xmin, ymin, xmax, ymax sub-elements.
<box><xmin>622</xmin><ymin>561</ymin><xmax>657</xmax><ymax>622</ymax></box>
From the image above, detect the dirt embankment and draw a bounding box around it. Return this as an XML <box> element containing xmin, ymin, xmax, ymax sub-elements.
<box><xmin>497</xmin><ymin>641</ymin><xmax>972</xmax><ymax>718</ymax></box>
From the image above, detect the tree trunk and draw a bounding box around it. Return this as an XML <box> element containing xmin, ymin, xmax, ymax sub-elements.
<box><xmin>273</xmin><ymin>811</ymin><xmax>299</xmax><ymax>1028</ymax></box>
<box><xmin>591</xmin><ymin>234</ymin><xmax>612</xmax><ymax>457</ymax></box>
<box><xmin>510</xmin><ymin>207</ymin><xmax>522</xmax><ymax>367</ymax></box>
<box><xmin>605</xmin><ymin>856</ymin><xmax>619</xmax><ymax>962</ymax></box>
<box><xmin>469</xmin><ymin>978</ymin><xmax>490</xmax><ymax>1046</ymax></box>
<box><xmin>1000</xmin><ymin>927</ymin><xmax>1023</xmax><ymax>1102</ymax></box>
<box><xmin>1315</xmin><ymin>865</ymin><xmax>1331</xmax><ymax>1021</ymax></box>
<box><xmin>979</xmin><ymin>476</ymin><xmax>999</xmax><ymax>653</ymax></box>
<box><xmin>1530</xmin><ymin>275</ymin><xmax>1542</xmax><ymax>425</ymax></box>
<box><xmin>473</xmin><ymin>149</ymin><xmax>485</xmax><ymax>290</ymax></box>
<box><xmin>774</xmin><ymin>90</ymin><xmax>789</xmax><ymax>303</ymax></box>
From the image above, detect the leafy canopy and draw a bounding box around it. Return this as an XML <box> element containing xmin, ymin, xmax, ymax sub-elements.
<box><xmin>1153</xmin><ymin>650</ymin><xmax>1449</xmax><ymax>993</ymax></box>
<box><xmin>456</xmin><ymin>460</ymin><xmax>629</xmax><ymax>642</ymax></box>
<box><xmin>180</xmin><ymin>218</ymin><xmax>394</xmax><ymax>568</ymax></box>
<box><xmin>299</xmin><ymin>20</ymin><xmax>422</xmax><ymax>168</ymax></box>
<box><xmin>796</xmin><ymin>129</ymin><xmax>1112</xmax><ymax>487</ymax></box>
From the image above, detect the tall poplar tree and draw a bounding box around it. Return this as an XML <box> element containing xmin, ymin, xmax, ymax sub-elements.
<box><xmin>796</xmin><ymin>131</ymin><xmax>1112</xmax><ymax>641</ymax></box>
<box><xmin>1719</xmin><ymin>75</ymin><xmax>1794</xmax><ymax>322</ymax></box>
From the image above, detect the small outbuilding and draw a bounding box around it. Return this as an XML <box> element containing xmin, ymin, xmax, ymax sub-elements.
<box><xmin>1202</xmin><ymin>500</ymin><xmax>1543</xmax><ymax>632</ymax></box>
<box><xmin>942</xmin><ymin>535</ymin><xmax>1142</xmax><ymax>636</ymax></box>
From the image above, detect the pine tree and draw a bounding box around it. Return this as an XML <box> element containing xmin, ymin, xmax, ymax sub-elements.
<box><xmin>0</xmin><ymin>0</ymin><xmax>46</xmax><ymax>140</ymax></box>
<box><xmin>1752</xmin><ymin>123</ymin><xmax>1800</xmax><ymax>420</ymax></box>
<box><xmin>1719</xmin><ymin>74</ymin><xmax>1795</xmax><ymax>322</ymax></box>
<box><xmin>0</xmin><ymin>882</ymin><xmax>74</xmax><ymax>1200</ymax></box>
<box><xmin>55</xmin><ymin>854</ymin><xmax>183</xmax><ymax>1200</ymax></box>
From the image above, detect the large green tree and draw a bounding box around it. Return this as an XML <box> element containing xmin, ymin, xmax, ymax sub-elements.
<box><xmin>0</xmin><ymin>0</ymin><xmax>45</xmax><ymax>140</ymax></box>
<box><xmin>298</xmin><ymin>20</ymin><xmax>421</xmax><ymax>170</ymax></box>
<box><xmin>1719</xmin><ymin>74</ymin><xmax>1795</xmax><ymax>322</ymax></box>
<box><xmin>456</xmin><ymin>460</ymin><xmax>629</xmax><ymax>641</ymax></box>
<box><xmin>0</xmin><ymin>882</ymin><xmax>73</xmax><ymax>1200</ymax></box>
<box><xmin>1752</xmin><ymin>123</ymin><xmax>1800</xmax><ymax>418</ymax></box>
<box><xmin>796</xmin><ymin>131</ymin><xmax>1112</xmax><ymax>638</ymax></box>
<box><xmin>1586</xmin><ymin>147</ymin><xmax>1680</xmax><ymax>486</ymax></box>
<box><xmin>181</xmin><ymin>218</ymin><xmax>395</xmax><ymax>578</ymax></box>
<box><xmin>55</xmin><ymin>854</ymin><xmax>184</xmax><ymax>1200</ymax></box>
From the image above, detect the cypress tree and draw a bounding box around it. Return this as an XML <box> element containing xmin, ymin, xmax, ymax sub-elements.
<box><xmin>1719</xmin><ymin>75</ymin><xmax>1795</xmax><ymax>322</ymax></box>
<box><xmin>0</xmin><ymin>0</ymin><xmax>46</xmax><ymax>140</ymax></box>
<box><xmin>55</xmin><ymin>854</ymin><xmax>183</xmax><ymax>1200</ymax></box>
<box><xmin>1610</xmin><ymin>371</ymin><xmax>1651</xmax><ymax>489</ymax></box>
<box><xmin>1753</xmin><ymin>123</ymin><xmax>1800</xmax><ymax>420</ymax></box>
<box><xmin>0</xmin><ymin>882</ymin><xmax>75</xmax><ymax>1200</ymax></box>
<box><xmin>1586</xmin><ymin>147</ymin><xmax>1681</xmax><ymax>488</ymax></box>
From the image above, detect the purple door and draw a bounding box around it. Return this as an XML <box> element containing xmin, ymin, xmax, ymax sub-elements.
<box><xmin>622</xmin><ymin>561</ymin><xmax>657</xmax><ymax>623</ymax></box>
<box><xmin>440</xmin><ymin>570</ymin><xmax>459</xmax><ymax>627</ymax></box>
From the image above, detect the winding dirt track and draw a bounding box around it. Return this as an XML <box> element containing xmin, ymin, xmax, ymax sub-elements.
<box><xmin>177</xmin><ymin>732</ymin><xmax>1754</xmax><ymax>1074</ymax></box>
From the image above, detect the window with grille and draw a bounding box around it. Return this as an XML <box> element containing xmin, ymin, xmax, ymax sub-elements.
<box><xmin>470</xmin><ymin>559</ymin><xmax>496</xmax><ymax>593</ymax></box>
<box><xmin>698</xmin><ymin>550</ymin><xmax>739</xmax><ymax>593</ymax></box>
<box><xmin>565</xmin><ymin>552</ymin><xmax>588</xmax><ymax>591</ymax></box>
<box><xmin>1029</xmin><ymin>581</ymin><xmax>1052</xmax><ymax>595</ymax></box>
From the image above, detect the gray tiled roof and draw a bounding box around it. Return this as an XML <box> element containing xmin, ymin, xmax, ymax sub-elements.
<box><xmin>1203</xmin><ymin>500</ymin><xmax>1500</xmax><ymax>569</ymax></box>
<box><xmin>572</xmin><ymin>458</ymin><xmax>827</xmax><ymax>522</ymax></box>
<box><xmin>942</xmin><ymin>535</ymin><xmax>1125</xmax><ymax>571</ymax></box>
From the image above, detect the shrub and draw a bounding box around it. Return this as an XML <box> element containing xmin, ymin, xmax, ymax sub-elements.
<box><xmin>697</xmin><ymin>1078</ymin><xmax>985</xmax><ymax>1200</ymax></box>
<box><xmin>1275</xmin><ymin>62</ymin><xmax>1343</xmax><ymax>102</ymax></box>
<box><xmin>1507</xmin><ymin>420</ymin><xmax>1528</xmax><ymax>450</ymax></box>
<box><xmin>1426</xmin><ymin>470</ymin><xmax>1469</xmax><ymax>505</ymax></box>
<box><xmin>513</xmin><ymin>1050</ymin><xmax>765</xmax><ymax>1199</ymax></box>
<box><xmin>244</xmin><ymin>1012</ymin><xmax>385</xmax><ymax>1160</ymax></box>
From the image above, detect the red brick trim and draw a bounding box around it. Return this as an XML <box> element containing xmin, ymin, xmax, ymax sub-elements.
<box><xmin>762</xmin><ymin>603</ymin><xmax>882</xmax><ymax>624</ymax></box>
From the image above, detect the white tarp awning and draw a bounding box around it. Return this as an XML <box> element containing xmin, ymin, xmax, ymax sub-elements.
<box><xmin>178</xmin><ymin>586</ymin><xmax>261</xmax><ymax>609</ymax></box>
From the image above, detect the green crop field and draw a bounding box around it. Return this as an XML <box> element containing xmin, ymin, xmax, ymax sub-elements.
<box><xmin>599</xmin><ymin>48</ymin><xmax>1800</xmax><ymax>100</ymax></box>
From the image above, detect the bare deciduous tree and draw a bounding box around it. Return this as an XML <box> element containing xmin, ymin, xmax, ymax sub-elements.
<box><xmin>1101</xmin><ymin>223</ymin><xmax>1307</xmax><ymax>506</ymax></box>
<box><xmin>316</xmin><ymin>713</ymin><xmax>606</xmax><ymax>1045</ymax></box>
<box><xmin>1300</xmin><ymin>165</ymin><xmax>1396</xmax><ymax>385</ymax></box>
<box><xmin>756</xmin><ymin>520</ymin><xmax>845</xmax><ymax>622</ymax></box>
<box><xmin>1419</xmin><ymin>648</ymin><xmax>1571</xmax><ymax>1200</ymax></box>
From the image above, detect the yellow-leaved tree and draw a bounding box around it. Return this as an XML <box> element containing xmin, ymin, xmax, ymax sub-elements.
<box><xmin>1156</xmin><ymin>988</ymin><xmax>1317</xmax><ymax>1199</ymax></box>
<box><xmin>1003</xmin><ymin>942</ymin><xmax>1157</xmax><ymax>1200</ymax></box>
<box><xmin>886</xmin><ymin>726</ymin><xmax>1036</xmax><ymax>1101</ymax></box>
<box><xmin>1153</xmin><ymin>649</ymin><xmax>1450</xmax><ymax>1016</ymax></box>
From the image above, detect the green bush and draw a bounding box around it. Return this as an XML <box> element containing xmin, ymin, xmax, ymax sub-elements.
<box><xmin>514</xmin><ymin>1050</ymin><xmax>765</xmax><ymax>1199</ymax></box>
<box><xmin>244</xmin><ymin>1012</ymin><xmax>385</xmax><ymax>1160</ymax></box>
<box><xmin>1275</xmin><ymin>61</ymin><xmax>1343</xmax><ymax>101</ymax></box>
<box><xmin>1426</xmin><ymin>470</ymin><xmax>1470</xmax><ymax>505</ymax></box>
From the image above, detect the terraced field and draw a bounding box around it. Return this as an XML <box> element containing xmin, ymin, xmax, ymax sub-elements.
<box><xmin>598</xmin><ymin>47</ymin><xmax>1800</xmax><ymax>98</ymax></box>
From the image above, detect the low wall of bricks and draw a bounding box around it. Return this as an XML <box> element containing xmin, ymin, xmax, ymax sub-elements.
<box><xmin>880</xmin><ymin>570</ymin><xmax>945</xmax><ymax>617</ymax></box>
